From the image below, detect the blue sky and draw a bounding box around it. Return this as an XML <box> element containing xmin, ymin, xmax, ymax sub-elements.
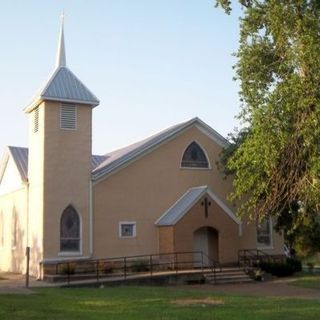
<box><xmin>0</xmin><ymin>0</ymin><xmax>241</xmax><ymax>155</ymax></box>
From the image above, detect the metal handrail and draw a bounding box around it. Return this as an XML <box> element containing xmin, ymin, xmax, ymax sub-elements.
<box><xmin>200</xmin><ymin>251</ymin><xmax>222</xmax><ymax>283</ymax></box>
<box><xmin>238</xmin><ymin>249</ymin><xmax>283</xmax><ymax>270</ymax></box>
<box><xmin>53</xmin><ymin>251</ymin><xmax>221</xmax><ymax>284</ymax></box>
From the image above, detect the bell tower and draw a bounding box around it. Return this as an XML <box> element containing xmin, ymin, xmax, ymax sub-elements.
<box><xmin>25</xmin><ymin>15</ymin><xmax>99</xmax><ymax>275</ymax></box>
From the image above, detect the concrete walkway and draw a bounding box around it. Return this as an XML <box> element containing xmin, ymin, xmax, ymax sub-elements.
<box><xmin>1</xmin><ymin>272</ymin><xmax>320</xmax><ymax>300</ymax></box>
<box><xmin>0</xmin><ymin>272</ymin><xmax>55</xmax><ymax>294</ymax></box>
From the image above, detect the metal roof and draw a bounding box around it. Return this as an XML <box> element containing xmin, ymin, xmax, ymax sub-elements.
<box><xmin>91</xmin><ymin>154</ymin><xmax>109</xmax><ymax>170</ymax></box>
<box><xmin>56</xmin><ymin>13</ymin><xmax>66</xmax><ymax>68</ymax></box>
<box><xmin>8</xmin><ymin>146</ymin><xmax>29</xmax><ymax>182</ymax></box>
<box><xmin>24</xmin><ymin>18</ymin><xmax>99</xmax><ymax>112</ymax></box>
<box><xmin>92</xmin><ymin>117</ymin><xmax>228</xmax><ymax>181</ymax></box>
<box><xmin>155</xmin><ymin>185</ymin><xmax>240</xmax><ymax>226</ymax></box>
<box><xmin>155</xmin><ymin>186</ymin><xmax>207</xmax><ymax>226</ymax></box>
<box><xmin>0</xmin><ymin>146</ymin><xmax>107</xmax><ymax>183</ymax></box>
<box><xmin>41</xmin><ymin>67</ymin><xmax>99</xmax><ymax>105</ymax></box>
<box><xmin>1</xmin><ymin>119</ymin><xmax>228</xmax><ymax>185</ymax></box>
<box><xmin>24</xmin><ymin>67</ymin><xmax>100</xmax><ymax>112</ymax></box>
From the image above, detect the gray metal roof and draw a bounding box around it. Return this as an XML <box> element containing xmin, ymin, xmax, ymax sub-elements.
<box><xmin>1</xmin><ymin>119</ymin><xmax>228</xmax><ymax>185</ymax></box>
<box><xmin>92</xmin><ymin>117</ymin><xmax>228</xmax><ymax>181</ymax></box>
<box><xmin>91</xmin><ymin>154</ymin><xmax>109</xmax><ymax>170</ymax></box>
<box><xmin>0</xmin><ymin>146</ymin><xmax>107</xmax><ymax>183</ymax></box>
<box><xmin>8</xmin><ymin>146</ymin><xmax>29</xmax><ymax>182</ymax></box>
<box><xmin>41</xmin><ymin>67</ymin><xmax>99</xmax><ymax>106</ymax></box>
<box><xmin>155</xmin><ymin>186</ymin><xmax>207</xmax><ymax>226</ymax></box>
<box><xmin>25</xmin><ymin>20</ymin><xmax>99</xmax><ymax>112</ymax></box>
<box><xmin>155</xmin><ymin>186</ymin><xmax>240</xmax><ymax>226</ymax></box>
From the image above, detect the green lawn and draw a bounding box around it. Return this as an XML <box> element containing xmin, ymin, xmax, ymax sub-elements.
<box><xmin>0</xmin><ymin>286</ymin><xmax>319</xmax><ymax>320</ymax></box>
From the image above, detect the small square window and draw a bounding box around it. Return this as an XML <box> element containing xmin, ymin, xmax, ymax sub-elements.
<box><xmin>119</xmin><ymin>222</ymin><xmax>136</xmax><ymax>238</ymax></box>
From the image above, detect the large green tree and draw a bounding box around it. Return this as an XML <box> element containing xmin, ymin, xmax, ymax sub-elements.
<box><xmin>216</xmin><ymin>0</ymin><xmax>320</xmax><ymax>254</ymax></box>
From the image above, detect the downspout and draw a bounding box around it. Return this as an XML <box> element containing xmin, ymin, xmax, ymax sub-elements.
<box><xmin>26</xmin><ymin>181</ymin><xmax>29</xmax><ymax>246</ymax></box>
<box><xmin>89</xmin><ymin>180</ymin><xmax>93</xmax><ymax>257</ymax></box>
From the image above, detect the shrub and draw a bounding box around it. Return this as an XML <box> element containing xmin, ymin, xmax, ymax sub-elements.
<box><xmin>259</xmin><ymin>260</ymin><xmax>297</xmax><ymax>277</ymax></box>
<box><xmin>307</xmin><ymin>262</ymin><xmax>314</xmax><ymax>272</ymax></box>
<box><xmin>131</xmin><ymin>260</ymin><xmax>150</xmax><ymax>272</ymax></box>
<box><xmin>286</xmin><ymin>258</ymin><xmax>302</xmax><ymax>272</ymax></box>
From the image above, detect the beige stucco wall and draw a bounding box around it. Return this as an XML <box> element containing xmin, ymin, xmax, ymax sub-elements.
<box><xmin>27</xmin><ymin>103</ymin><xmax>45</xmax><ymax>276</ymax></box>
<box><xmin>172</xmin><ymin>195</ymin><xmax>240</xmax><ymax>264</ymax></box>
<box><xmin>0</xmin><ymin>188</ymin><xmax>28</xmax><ymax>273</ymax></box>
<box><xmin>27</xmin><ymin>101</ymin><xmax>93</xmax><ymax>272</ymax></box>
<box><xmin>94</xmin><ymin>126</ymin><xmax>248</xmax><ymax>259</ymax></box>
<box><xmin>93</xmin><ymin>125</ymin><xmax>284</xmax><ymax>261</ymax></box>
<box><xmin>158</xmin><ymin>226</ymin><xmax>174</xmax><ymax>254</ymax></box>
<box><xmin>240</xmin><ymin>218</ymin><xmax>284</xmax><ymax>255</ymax></box>
<box><xmin>42</xmin><ymin>101</ymin><xmax>92</xmax><ymax>259</ymax></box>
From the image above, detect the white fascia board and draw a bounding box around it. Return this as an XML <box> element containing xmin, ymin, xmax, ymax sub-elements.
<box><xmin>206</xmin><ymin>189</ymin><xmax>240</xmax><ymax>225</ymax></box>
<box><xmin>154</xmin><ymin>186</ymin><xmax>207</xmax><ymax>226</ymax></box>
<box><xmin>92</xmin><ymin>118</ymin><xmax>227</xmax><ymax>184</ymax></box>
<box><xmin>0</xmin><ymin>150</ymin><xmax>10</xmax><ymax>183</ymax></box>
<box><xmin>194</xmin><ymin>121</ymin><xmax>229</xmax><ymax>148</ymax></box>
<box><xmin>42</xmin><ymin>96</ymin><xmax>99</xmax><ymax>107</ymax></box>
<box><xmin>155</xmin><ymin>186</ymin><xmax>240</xmax><ymax>227</ymax></box>
<box><xmin>92</xmin><ymin>119</ymin><xmax>198</xmax><ymax>184</ymax></box>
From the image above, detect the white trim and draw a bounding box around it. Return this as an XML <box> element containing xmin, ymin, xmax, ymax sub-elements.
<box><xmin>179</xmin><ymin>140</ymin><xmax>211</xmax><ymax>170</ymax></box>
<box><xmin>155</xmin><ymin>186</ymin><xmax>240</xmax><ymax>226</ymax></box>
<box><xmin>205</xmin><ymin>189</ymin><xmax>240</xmax><ymax>225</ymax></box>
<box><xmin>119</xmin><ymin>221</ymin><xmax>136</xmax><ymax>238</ymax></box>
<box><xmin>58</xmin><ymin>251</ymin><xmax>83</xmax><ymax>257</ymax></box>
<box><xmin>239</xmin><ymin>222</ymin><xmax>243</xmax><ymax>237</ymax></box>
<box><xmin>195</xmin><ymin>122</ymin><xmax>228</xmax><ymax>148</ymax></box>
<box><xmin>92</xmin><ymin>118</ymin><xmax>228</xmax><ymax>184</ymax></box>
<box><xmin>43</xmin><ymin>256</ymin><xmax>91</xmax><ymax>263</ymax></box>
<box><xmin>44</xmin><ymin>96</ymin><xmax>98</xmax><ymax>107</ymax></box>
<box><xmin>89</xmin><ymin>180</ymin><xmax>93</xmax><ymax>256</ymax></box>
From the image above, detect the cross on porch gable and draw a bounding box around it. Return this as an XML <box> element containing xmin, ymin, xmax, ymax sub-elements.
<box><xmin>201</xmin><ymin>197</ymin><xmax>211</xmax><ymax>218</ymax></box>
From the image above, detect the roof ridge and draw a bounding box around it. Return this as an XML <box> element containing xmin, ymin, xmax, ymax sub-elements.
<box><xmin>92</xmin><ymin>118</ymin><xmax>228</xmax><ymax>181</ymax></box>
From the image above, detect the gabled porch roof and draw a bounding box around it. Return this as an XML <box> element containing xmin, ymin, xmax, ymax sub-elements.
<box><xmin>155</xmin><ymin>185</ymin><xmax>240</xmax><ymax>226</ymax></box>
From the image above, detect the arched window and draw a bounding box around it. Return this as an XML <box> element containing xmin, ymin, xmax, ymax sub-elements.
<box><xmin>60</xmin><ymin>205</ymin><xmax>80</xmax><ymax>252</ymax></box>
<box><xmin>181</xmin><ymin>142</ymin><xmax>209</xmax><ymax>168</ymax></box>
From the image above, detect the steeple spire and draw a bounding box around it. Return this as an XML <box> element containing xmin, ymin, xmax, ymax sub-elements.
<box><xmin>55</xmin><ymin>12</ymin><xmax>66</xmax><ymax>68</ymax></box>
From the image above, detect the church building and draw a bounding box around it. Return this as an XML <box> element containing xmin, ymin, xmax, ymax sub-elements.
<box><xmin>0</xmin><ymin>20</ymin><xmax>284</xmax><ymax>277</ymax></box>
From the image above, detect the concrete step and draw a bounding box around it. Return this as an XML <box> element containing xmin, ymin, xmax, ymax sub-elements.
<box><xmin>204</xmin><ymin>267</ymin><xmax>254</xmax><ymax>284</ymax></box>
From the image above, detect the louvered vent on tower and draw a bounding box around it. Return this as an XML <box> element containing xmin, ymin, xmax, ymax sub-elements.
<box><xmin>33</xmin><ymin>107</ymin><xmax>39</xmax><ymax>133</ymax></box>
<box><xmin>60</xmin><ymin>104</ymin><xmax>77</xmax><ymax>130</ymax></box>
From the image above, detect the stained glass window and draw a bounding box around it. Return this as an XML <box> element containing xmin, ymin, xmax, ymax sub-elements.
<box><xmin>60</xmin><ymin>205</ymin><xmax>80</xmax><ymax>252</ymax></box>
<box><xmin>181</xmin><ymin>142</ymin><xmax>209</xmax><ymax>168</ymax></box>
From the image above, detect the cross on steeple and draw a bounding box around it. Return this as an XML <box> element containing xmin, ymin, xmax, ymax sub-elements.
<box><xmin>201</xmin><ymin>197</ymin><xmax>211</xmax><ymax>218</ymax></box>
<box><xmin>55</xmin><ymin>12</ymin><xmax>66</xmax><ymax>68</ymax></box>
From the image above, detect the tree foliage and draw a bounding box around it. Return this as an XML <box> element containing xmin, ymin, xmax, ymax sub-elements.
<box><xmin>216</xmin><ymin>0</ymin><xmax>320</xmax><ymax>253</ymax></box>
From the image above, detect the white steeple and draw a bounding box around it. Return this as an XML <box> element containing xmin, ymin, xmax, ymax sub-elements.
<box><xmin>55</xmin><ymin>12</ymin><xmax>66</xmax><ymax>68</ymax></box>
<box><xmin>24</xmin><ymin>13</ymin><xmax>99</xmax><ymax>112</ymax></box>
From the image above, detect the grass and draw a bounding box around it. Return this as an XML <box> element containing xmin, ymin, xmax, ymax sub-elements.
<box><xmin>0</xmin><ymin>286</ymin><xmax>320</xmax><ymax>320</ymax></box>
<box><xmin>291</xmin><ymin>275</ymin><xmax>320</xmax><ymax>290</ymax></box>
